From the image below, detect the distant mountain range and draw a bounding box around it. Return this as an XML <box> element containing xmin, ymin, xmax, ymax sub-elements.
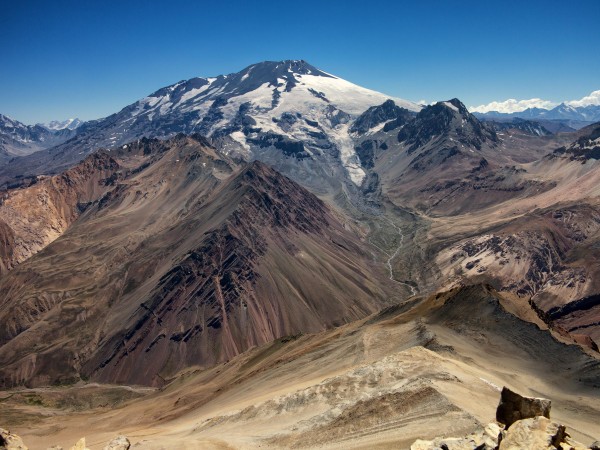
<box><xmin>0</xmin><ymin>114</ymin><xmax>80</xmax><ymax>160</ymax></box>
<box><xmin>473</xmin><ymin>102</ymin><xmax>600</xmax><ymax>129</ymax></box>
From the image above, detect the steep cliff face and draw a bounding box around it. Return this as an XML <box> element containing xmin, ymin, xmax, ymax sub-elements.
<box><xmin>0</xmin><ymin>151</ymin><xmax>121</xmax><ymax>273</ymax></box>
<box><xmin>0</xmin><ymin>137</ymin><xmax>393</xmax><ymax>387</ymax></box>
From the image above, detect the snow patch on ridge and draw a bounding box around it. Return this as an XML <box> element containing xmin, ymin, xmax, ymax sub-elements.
<box><xmin>442</xmin><ymin>101</ymin><xmax>459</xmax><ymax>112</ymax></box>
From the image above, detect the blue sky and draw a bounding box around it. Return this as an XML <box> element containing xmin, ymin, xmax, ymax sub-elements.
<box><xmin>2</xmin><ymin>0</ymin><xmax>599</xmax><ymax>124</ymax></box>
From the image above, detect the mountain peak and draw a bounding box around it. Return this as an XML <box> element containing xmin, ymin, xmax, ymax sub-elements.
<box><xmin>242</xmin><ymin>59</ymin><xmax>332</xmax><ymax>77</ymax></box>
<box><xmin>350</xmin><ymin>99</ymin><xmax>416</xmax><ymax>134</ymax></box>
<box><xmin>41</xmin><ymin>118</ymin><xmax>83</xmax><ymax>131</ymax></box>
<box><xmin>399</xmin><ymin>97</ymin><xmax>497</xmax><ymax>151</ymax></box>
<box><xmin>438</xmin><ymin>98</ymin><xmax>469</xmax><ymax>115</ymax></box>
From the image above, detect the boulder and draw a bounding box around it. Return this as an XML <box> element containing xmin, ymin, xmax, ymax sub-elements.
<box><xmin>496</xmin><ymin>387</ymin><xmax>551</xmax><ymax>428</ymax></box>
<box><xmin>410</xmin><ymin>423</ymin><xmax>501</xmax><ymax>450</ymax></box>
<box><xmin>103</xmin><ymin>436</ymin><xmax>130</xmax><ymax>450</ymax></box>
<box><xmin>0</xmin><ymin>428</ymin><xmax>28</xmax><ymax>450</ymax></box>
<box><xmin>499</xmin><ymin>416</ymin><xmax>587</xmax><ymax>450</ymax></box>
<box><xmin>69</xmin><ymin>438</ymin><xmax>89</xmax><ymax>450</ymax></box>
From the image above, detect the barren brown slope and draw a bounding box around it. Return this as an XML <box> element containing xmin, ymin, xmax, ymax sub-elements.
<box><xmin>429</xmin><ymin>126</ymin><xmax>600</xmax><ymax>343</ymax></box>
<box><xmin>0</xmin><ymin>135</ymin><xmax>395</xmax><ymax>388</ymax></box>
<box><xmin>4</xmin><ymin>285</ymin><xmax>599</xmax><ymax>449</ymax></box>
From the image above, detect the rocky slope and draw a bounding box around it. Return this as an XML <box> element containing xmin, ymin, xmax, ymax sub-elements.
<box><xmin>427</xmin><ymin>124</ymin><xmax>600</xmax><ymax>342</ymax></box>
<box><xmin>0</xmin><ymin>134</ymin><xmax>395</xmax><ymax>388</ymax></box>
<box><xmin>412</xmin><ymin>388</ymin><xmax>593</xmax><ymax>450</ymax></box>
<box><xmin>551</xmin><ymin>122</ymin><xmax>600</xmax><ymax>161</ymax></box>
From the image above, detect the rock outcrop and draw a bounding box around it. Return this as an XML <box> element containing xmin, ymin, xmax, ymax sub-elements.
<box><xmin>496</xmin><ymin>387</ymin><xmax>551</xmax><ymax>428</ymax></box>
<box><xmin>411</xmin><ymin>422</ymin><xmax>501</xmax><ymax>450</ymax></box>
<box><xmin>103</xmin><ymin>436</ymin><xmax>130</xmax><ymax>450</ymax></box>
<box><xmin>0</xmin><ymin>428</ymin><xmax>27</xmax><ymax>450</ymax></box>
<box><xmin>411</xmin><ymin>388</ymin><xmax>595</xmax><ymax>450</ymax></box>
<box><xmin>411</xmin><ymin>417</ymin><xmax>590</xmax><ymax>450</ymax></box>
<box><xmin>499</xmin><ymin>416</ymin><xmax>585</xmax><ymax>450</ymax></box>
<box><xmin>69</xmin><ymin>438</ymin><xmax>89</xmax><ymax>450</ymax></box>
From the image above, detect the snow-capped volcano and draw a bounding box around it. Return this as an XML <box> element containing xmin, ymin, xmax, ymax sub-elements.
<box><xmin>33</xmin><ymin>60</ymin><xmax>419</xmax><ymax>186</ymax></box>
<box><xmin>126</xmin><ymin>60</ymin><xmax>419</xmax><ymax>184</ymax></box>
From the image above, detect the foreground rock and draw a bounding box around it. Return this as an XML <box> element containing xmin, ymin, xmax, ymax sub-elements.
<box><xmin>500</xmin><ymin>416</ymin><xmax>586</xmax><ymax>449</ymax></box>
<box><xmin>496</xmin><ymin>386</ymin><xmax>551</xmax><ymax>428</ymax></box>
<box><xmin>69</xmin><ymin>438</ymin><xmax>89</xmax><ymax>450</ymax></box>
<box><xmin>103</xmin><ymin>436</ymin><xmax>130</xmax><ymax>450</ymax></box>
<box><xmin>411</xmin><ymin>422</ymin><xmax>501</xmax><ymax>449</ymax></box>
<box><xmin>412</xmin><ymin>417</ymin><xmax>591</xmax><ymax>449</ymax></box>
<box><xmin>0</xmin><ymin>428</ymin><xmax>27</xmax><ymax>450</ymax></box>
<box><xmin>411</xmin><ymin>387</ymin><xmax>595</xmax><ymax>449</ymax></box>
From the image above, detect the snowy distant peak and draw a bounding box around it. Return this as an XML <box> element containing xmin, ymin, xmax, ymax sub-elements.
<box><xmin>0</xmin><ymin>112</ymin><xmax>72</xmax><ymax>155</ymax></box>
<box><xmin>0</xmin><ymin>114</ymin><xmax>30</xmax><ymax>130</ymax></box>
<box><xmin>474</xmin><ymin>103</ymin><xmax>600</xmax><ymax>124</ymax></box>
<box><xmin>471</xmin><ymin>89</ymin><xmax>600</xmax><ymax>124</ymax></box>
<box><xmin>42</xmin><ymin>118</ymin><xmax>83</xmax><ymax>131</ymax></box>
<box><xmin>0</xmin><ymin>114</ymin><xmax>43</xmax><ymax>134</ymax></box>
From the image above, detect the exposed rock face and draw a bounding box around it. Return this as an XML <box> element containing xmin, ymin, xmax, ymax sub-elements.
<box><xmin>496</xmin><ymin>387</ymin><xmax>551</xmax><ymax>428</ymax></box>
<box><xmin>483</xmin><ymin>118</ymin><xmax>552</xmax><ymax>136</ymax></box>
<box><xmin>102</xmin><ymin>436</ymin><xmax>130</xmax><ymax>450</ymax></box>
<box><xmin>411</xmin><ymin>417</ymin><xmax>589</xmax><ymax>450</ymax></box>
<box><xmin>0</xmin><ymin>428</ymin><xmax>27</xmax><ymax>450</ymax></box>
<box><xmin>436</xmin><ymin>203</ymin><xmax>600</xmax><ymax>340</ymax></box>
<box><xmin>499</xmin><ymin>416</ymin><xmax>585</xmax><ymax>450</ymax></box>
<box><xmin>398</xmin><ymin>98</ymin><xmax>497</xmax><ymax>152</ymax></box>
<box><xmin>0</xmin><ymin>151</ymin><xmax>121</xmax><ymax>274</ymax></box>
<box><xmin>350</xmin><ymin>99</ymin><xmax>415</xmax><ymax>134</ymax></box>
